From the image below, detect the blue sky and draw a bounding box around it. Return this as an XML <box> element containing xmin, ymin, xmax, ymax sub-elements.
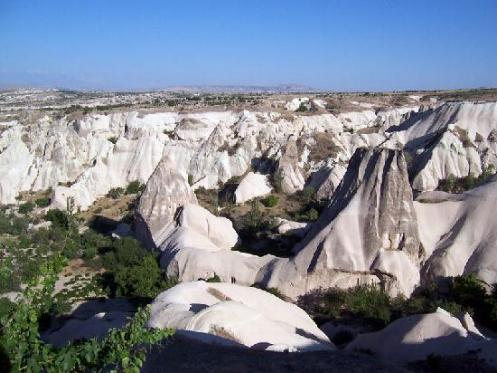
<box><xmin>1</xmin><ymin>0</ymin><xmax>496</xmax><ymax>91</ymax></box>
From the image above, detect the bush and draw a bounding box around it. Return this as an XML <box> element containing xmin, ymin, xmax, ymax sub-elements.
<box><xmin>125</xmin><ymin>180</ymin><xmax>145</xmax><ymax>194</ymax></box>
<box><xmin>0</xmin><ymin>257</ymin><xmax>173</xmax><ymax>372</ymax></box>
<box><xmin>262</xmin><ymin>195</ymin><xmax>279</xmax><ymax>208</ymax></box>
<box><xmin>299</xmin><ymin>284</ymin><xmax>395</xmax><ymax>328</ymax></box>
<box><xmin>243</xmin><ymin>200</ymin><xmax>263</xmax><ymax>231</ymax></box>
<box><xmin>44</xmin><ymin>209</ymin><xmax>71</xmax><ymax>230</ymax></box>
<box><xmin>18</xmin><ymin>202</ymin><xmax>35</xmax><ymax>214</ymax></box>
<box><xmin>108</xmin><ymin>136</ymin><xmax>118</xmax><ymax>144</ymax></box>
<box><xmin>0</xmin><ymin>298</ymin><xmax>15</xmax><ymax>319</ymax></box>
<box><xmin>206</xmin><ymin>273</ymin><xmax>221</xmax><ymax>283</ymax></box>
<box><xmin>107</xmin><ymin>187</ymin><xmax>124</xmax><ymax>199</ymax></box>
<box><xmin>102</xmin><ymin>237</ymin><xmax>173</xmax><ymax>299</ymax></box>
<box><xmin>35</xmin><ymin>197</ymin><xmax>50</xmax><ymax>207</ymax></box>
<box><xmin>438</xmin><ymin>167</ymin><xmax>495</xmax><ymax>193</ymax></box>
<box><xmin>296</xmin><ymin>102</ymin><xmax>309</xmax><ymax>112</ymax></box>
<box><xmin>302</xmin><ymin>186</ymin><xmax>316</xmax><ymax>204</ymax></box>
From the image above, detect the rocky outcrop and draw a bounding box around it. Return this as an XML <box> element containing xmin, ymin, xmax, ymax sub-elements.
<box><xmin>312</xmin><ymin>164</ymin><xmax>348</xmax><ymax>200</ymax></box>
<box><xmin>41</xmin><ymin>298</ymin><xmax>135</xmax><ymax>347</ymax></box>
<box><xmin>416</xmin><ymin>176</ymin><xmax>497</xmax><ymax>285</ymax></box>
<box><xmin>134</xmin><ymin>155</ymin><xmax>197</xmax><ymax>249</ymax></box>
<box><xmin>393</xmin><ymin>102</ymin><xmax>497</xmax><ymax>191</ymax></box>
<box><xmin>346</xmin><ymin>308</ymin><xmax>492</xmax><ymax>365</ymax></box>
<box><xmin>259</xmin><ymin>148</ymin><xmax>423</xmax><ymax>298</ymax></box>
<box><xmin>234</xmin><ymin>172</ymin><xmax>272</xmax><ymax>204</ymax></box>
<box><xmin>175</xmin><ymin>203</ymin><xmax>238</xmax><ymax>250</ymax></box>
<box><xmin>276</xmin><ymin>136</ymin><xmax>306</xmax><ymax>194</ymax></box>
<box><xmin>148</xmin><ymin>281</ymin><xmax>333</xmax><ymax>352</ymax></box>
<box><xmin>158</xmin><ymin>203</ymin><xmax>273</xmax><ymax>285</ymax></box>
<box><xmin>274</xmin><ymin>218</ymin><xmax>310</xmax><ymax>238</ymax></box>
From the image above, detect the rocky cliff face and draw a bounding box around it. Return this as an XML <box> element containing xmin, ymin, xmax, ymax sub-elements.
<box><xmin>416</xmin><ymin>176</ymin><xmax>497</xmax><ymax>285</ymax></box>
<box><xmin>4</xmin><ymin>98</ymin><xmax>497</xmax><ymax>297</ymax></box>
<box><xmin>258</xmin><ymin>148</ymin><xmax>422</xmax><ymax>298</ymax></box>
<box><xmin>134</xmin><ymin>155</ymin><xmax>198</xmax><ymax>249</ymax></box>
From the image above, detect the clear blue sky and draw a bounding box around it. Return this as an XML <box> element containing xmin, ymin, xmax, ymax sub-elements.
<box><xmin>1</xmin><ymin>0</ymin><xmax>496</xmax><ymax>91</ymax></box>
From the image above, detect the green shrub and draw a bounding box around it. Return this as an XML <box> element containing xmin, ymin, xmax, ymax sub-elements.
<box><xmin>296</xmin><ymin>102</ymin><xmax>309</xmax><ymax>112</ymax></box>
<box><xmin>44</xmin><ymin>209</ymin><xmax>71</xmax><ymax>230</ymax></box>
<box><xmin>438</xmin><ymin>167</ymin><xmax>495</xmax><ymax>193</ymax></box>
<box><xmin>107</xmin><ymin>187</ymin><xmax>124</xmax><ymax>199</ymax></box>
<box><xmin>262</xmin><ymin>195</ymin><xmax>279</xmax><ymax>208</ymax></box>
<box><xmin>18</xmin><ymin>202</ymin><xmax>35</xmax><ymax>214</ymax></box>
<box><xmin>300</xmin><ymin>284</ymin><xmax>394</xmax><ymax>328</ymax></box>
<box><xmin>125</xmin><ymin>180</ymin><xmax>145</xmax><ymax>194</ymax></box>
<box><xmin>108</xmin><ymin>136</ymin><xmax>118</xmax><ymax>144</ymax></box>
<box><xmin>188</xmin><ymin>174</ymin><xmax>194</xmax><ymax>186</ymax></box>
<box><xmin>0</xmin><ymin>298</ymin><xmax>15</xmax><ymax>319</ymax></box>
<box><xmin>302</xmin><ymin>186</ymin><xmax>316</xmax><ymax>204</ymax></box>
<box><xmin>266</xmin><ymin>287</ymin><xmax>285</xmax><ymax>299</ymax></box>
<box><xmin>243</xmin><ymin>200</ymin><xmax>263</xmax><ymax>231</ymax></box>
<box><xmin>34</xmin><ymin>197</ymin><xmax>50</xmax><ymax>207</ymax></box>
<box><xmin>102</xmin><ymin>237</ymin><xmax>173</xmax><ymax>299</ymax></box>
<box><xmin>0</xmin><ymin>257</ymin><xmax>173</xmax><ymax>372</ymax></box>
<box><xmin>206</xmin><ymin>273</ymin><xmax>221</xmax><ymax>283</ymax></box>
<box><xmin>10</xmin><ymin>216</ymin><xmax>30</xmax><ymax>235</ymax></box>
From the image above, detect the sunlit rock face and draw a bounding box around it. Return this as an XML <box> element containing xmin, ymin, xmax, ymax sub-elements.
<box><xmin>416</xmin><ymin>175</ymin><xmax>497</xmax><ymax>286</ymax></box>
<box><xmin>258</xmin><ymin>148</ymin><xmax>422</xmax><ymax>298</ymax></box>
<box><xmin>5</xmin><ymin>97</ymin><xmax>497</xmax><ymax>298</ymax></box>
<box><xmin>148</xmin><ymin>281</ymin><xmax>334</xmax><ymax>352</ymax></box>
<box><xmin>134</xmin><ymin>155</ymin><xmax>197</xmax><ymax>249</ymax></box>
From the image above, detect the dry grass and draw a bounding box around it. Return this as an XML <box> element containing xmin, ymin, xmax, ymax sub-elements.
<box><xmin>76</xmin><ymin>194</ymin><xmax>136</xmax><ymax>223</ymax></box>
<box><xmin>18</xmin><ymin>188</ymin><xmax>52</xmax><ymax>203</ymax></box>
<box><xmin>308</xmin><ymin>133</ymin><xmax>341</xmax><ymax>162</ymax></box>
<box><xmin>210</xmin><ymin>326</ymin><xmax>243</xmax><ymax>344</ymax></box>
<box><xmin>207</xmin><ymin>287</ymin><xmax>232</xmax><ymax>302</ymax></box>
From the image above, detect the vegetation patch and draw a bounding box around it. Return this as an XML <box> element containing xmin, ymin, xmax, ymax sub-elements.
<box><xmin>437</xmin><ymin>166</ymin><xmax>495</xmax><ymax>193</ymax></box>
<box><xmin>298</xmin><ymin>274</ymin><xmax>497</xmax><ymax>332</ymax></box>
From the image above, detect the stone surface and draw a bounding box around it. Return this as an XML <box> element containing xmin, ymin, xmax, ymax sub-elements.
<box><xmin>259</xmin><ymin>148</ymin><xmax>422</xmax><ymax>298</ymax></box>
<box><xmin>346</xmin><ymin>308</ymin><xmax>490</xmax><ymax>365</ymax></box>
<box><xmin>416</xmin><ymin>175</ymin><xmax>497</xmax><ymax>286</ymax></box>
<box><xmin>148</xmin><ymin>281</ymin><xmax>333</xmax><ymax>352</ymax></box>
<box><xmin>134</xmin><ymin>155</ymin><xmax>197</xmax><ymax>248</ymax></box>
<box><xmin>234</xmin><ymin>172</ymin><xmax>272</xmax><ymax>204</ymax></box>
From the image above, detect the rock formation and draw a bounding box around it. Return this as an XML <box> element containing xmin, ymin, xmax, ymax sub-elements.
<box><xmin>346</xmin><ymin>308</ymin><xmax>493</xmax><ymax>365</ymax></box>
<box><xmin>234</xmin><ymin>172</ymin><xmax>272</xmax><ymax>204</ymax></box>
<box><xmin>148</xmin><ymin>281</ymin><xmax>333</xmax><ymax>352</ymax></box>
<box><xmin>134</xmin><ymin>155</ymin><xmax>197</xmax><ymax>249</ymax></box>
<box><xmin>416</xmin><ymin>176</ymin><xmax>497</xmax><ymax>285</ymax></box>
<box><xmin>258</xmin><ymin>148</ymin><xmax>423</xmax><ymax>298</ymax></box>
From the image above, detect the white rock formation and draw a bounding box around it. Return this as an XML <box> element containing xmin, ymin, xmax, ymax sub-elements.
<box><xmin>158</xmin><ymin>204</ymin><xmax>273</xmax><ymax>285</ymax></box>
<box><xmin>258</xmin><ymin>148</ymin><xmax>422</xmax><ymax>298</ymax></box>
<box><xmin>148</xmin><ymin>281</ymin><xmax>333</xmax><ymax>352</ymax></box>
<box><xmin>277</xmin><ymin>136</ymin><xmax>306</xmax><ymax>194</ymax></box>
<box><xmin>274</xmin><ymin>218</ymin><xmax>310</xmax><ymax>238</ymax></box>
<box><xmin>416</xmin><ymin>176</ymin><xmax>497</xmax><ymax>285</ymax></box>
<box><xmin>135</xmin><ymin>155</ymin><xmax>197</xmax><ymax>248</ymax></box>
<box><xmin>176</xmin><ymin>203</ymin><xmax>238</xmax><ymax>250</ymax></box>
<box><xmin>285</xmin><ymin>97</ymin><xmax>310</xmax><ymax>111</ymax></box>
<box><xmin>346</xmin><ymin>308</ymin><xmax>490</xmax><ymax>365</ymax></box>
<box><xmin>234</xmin><ymin>172</ymin><xmax>272</xmax><ymax>204</ymax></box>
